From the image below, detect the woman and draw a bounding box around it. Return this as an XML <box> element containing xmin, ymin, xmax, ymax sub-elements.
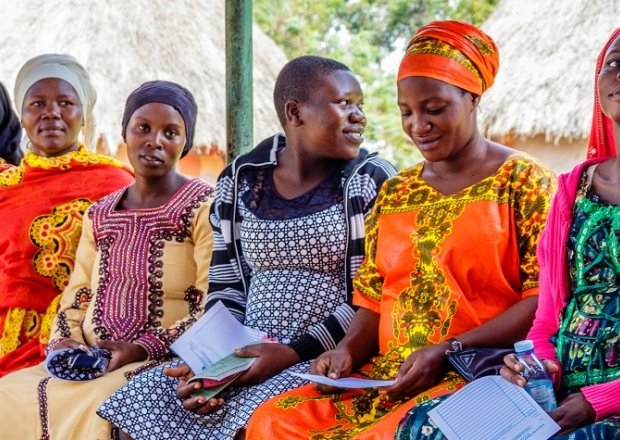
<box><xmin>0</xmin><ymin>80</ymin><xmax>214</xmax><ymax>439</ymax></box>
<box><xmin>98</xmin><ymin>55</ymin><xmax>397</xmax><ymax>440</ymax></box>
<box><xmin>498</xmin><ymin>28</ymin><xmax>620</xmax><ymax>440</ymax></box>
<box><xmin>246</xmin><ymin>20</ymin><xmax>556</xmax><ymax>439</ymax></box>
<box><xmin>0</xmin><ymin>54</ymin><xmax>134</xmax><ymax>377</ymax></box>
<box><xmin>0</xmin><ymin>81</ymin><xmax>22</xmax><ymax>165</ymax></box>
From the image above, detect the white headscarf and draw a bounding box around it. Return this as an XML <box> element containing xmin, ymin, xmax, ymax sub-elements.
<box><xmin>14</xmin><ymin>53</ymin><xmax>97</xmax><ymax>147</ymax></box>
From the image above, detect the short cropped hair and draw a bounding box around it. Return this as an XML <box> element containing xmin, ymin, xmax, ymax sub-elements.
<box><xmin>273</xmin><ymin>55</ymin><xmax>351</xmax><ymax>127</ymax></box>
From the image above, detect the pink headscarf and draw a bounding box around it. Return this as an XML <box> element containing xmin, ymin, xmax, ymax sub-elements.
<box><xmin>587</xmin><ymin>27</ymin><xmax>620</xmax><ymax>159</ymax></box>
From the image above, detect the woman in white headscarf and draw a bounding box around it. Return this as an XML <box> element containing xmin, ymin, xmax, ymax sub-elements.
<box><xmin>0</xmin><ymin>53</ymin><xmax>133</xmax><ymax>377</ymax></box>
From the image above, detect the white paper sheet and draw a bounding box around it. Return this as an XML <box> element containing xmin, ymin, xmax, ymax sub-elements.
<box><xmin>290</xmin><ymin>372</ymin><xmax>395</xmax><ymax>389</ymax></box>
<box><xmin>170</xmin><ymin>301</ymin><xmax>267</xmax><ymax>374</ymax></box>
<box><xmin>428</xmin><ymin>376</ymin><xmax>560</xmax><ymax>440</ymax></box>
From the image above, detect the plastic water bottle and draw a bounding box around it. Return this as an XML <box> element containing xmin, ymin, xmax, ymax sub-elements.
<box><xmin>514</xmin><ymin>340</ymin><xmax>557</xmax><ymax>412</ymax></box>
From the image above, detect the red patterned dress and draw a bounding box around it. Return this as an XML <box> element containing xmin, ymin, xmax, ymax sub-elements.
<box><xmin>0</xmin><ymin>146</ymin><xmax>133</xmax><ymax>376</ymax></box>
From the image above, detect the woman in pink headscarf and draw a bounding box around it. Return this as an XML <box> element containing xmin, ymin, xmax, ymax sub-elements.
<box><xmin>497</xmin><ymin>27</ymin><xmax>620</xmax><ymax>439</ymax></box>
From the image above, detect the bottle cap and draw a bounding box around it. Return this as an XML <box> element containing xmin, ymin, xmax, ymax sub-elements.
<box><xmin>514</xmin><ymin>339</ymin><xmax>534</xmax><ymax>353</ymax></box>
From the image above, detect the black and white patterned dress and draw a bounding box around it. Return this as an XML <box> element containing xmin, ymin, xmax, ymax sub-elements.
<box><xmin>98</xmin><ymin>167</ymin><xmax>349</xmax><ymax>439</ymax></box>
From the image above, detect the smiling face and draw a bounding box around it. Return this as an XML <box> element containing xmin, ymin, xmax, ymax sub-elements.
<box><xmin>20</xmin><ymin>78</ymin><xmax>83</xmax><ymax>157</ymax></box>
<box><xmin>295</xmin><ymin>70</ymin><xmax>366</xmax><ymax>161</ymax></box>
<box><xmin>397</xmin><ymin>76</ymin><xmax>478</xmax><ymax>162</ymax></box>
<box><xmin>124</xmin><ymin>102</ymin><xmax>186</xmax><ymax>179</ymax></box>
<box><xmin>598</xmin><ymin>34</ymin><xmax>620</xmax><ymax>123</ymax></box>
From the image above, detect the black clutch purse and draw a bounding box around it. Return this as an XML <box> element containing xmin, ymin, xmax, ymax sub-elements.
<box><xmin>447</xmin><ymin>347</ymin><xmax>513</xmax><ymax>382</ymax></box>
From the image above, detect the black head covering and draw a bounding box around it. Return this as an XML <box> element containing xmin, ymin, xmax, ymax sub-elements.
<box><xmin>0</xmin><ymin>82</ymin><xmax>23</xmax><ymax>165</ymax></box>
<box><xmin>121</xmin><ymin>80</ymin><xmax>197</xmax><ymax>158</ymax></box>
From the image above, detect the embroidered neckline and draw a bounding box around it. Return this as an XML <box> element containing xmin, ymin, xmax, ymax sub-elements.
<box><xmin>88</xmin><ymin>179</ymin><xmax>213</xmax><ymax>349</ymax></box>
<box><xmin>416</xmin><ymin>153</ymin><xmax>526</xmax><ymax>198</ymax></box>
<box><xmin>110</xmin><ymin>178</ymin><xmax>202</xmax><ymax>215</ymax></box>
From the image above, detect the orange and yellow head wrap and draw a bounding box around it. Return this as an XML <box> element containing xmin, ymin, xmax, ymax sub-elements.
<box><xmin>398</xmin><ymin>20</ymin><xmax>499</xmax><ymax>96</ymax></box>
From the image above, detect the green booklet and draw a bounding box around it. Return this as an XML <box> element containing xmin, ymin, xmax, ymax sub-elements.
<box><xmin>187</xmin><ymin>353</ymin><xmax>256</xmax><ymax>400</ymax></box>
<box><xmin>191</xmin><ymin>380</ymin><xmax>236</xmax><ymax>401</ymax></box>
<box><xmin>189</xmin><ymin>352</ymin><xmax>256</xmax><ymax>383</ymax></box>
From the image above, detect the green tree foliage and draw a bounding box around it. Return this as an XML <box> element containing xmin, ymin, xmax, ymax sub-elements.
<box><xmin>254</xmin><ymin>0</ymin><xmax>498</xmax><ymax>169</ymax></box>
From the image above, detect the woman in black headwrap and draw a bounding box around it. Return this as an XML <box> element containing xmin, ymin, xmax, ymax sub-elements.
<box><xmin>0</xmin><ymin>82</ymin><xmax>23</xmax><ymax>166</ymax></box>
<box><xmin>0</xmin><ymin>80</ymin><xmax>215</xmax><ymax>439</ymax></box>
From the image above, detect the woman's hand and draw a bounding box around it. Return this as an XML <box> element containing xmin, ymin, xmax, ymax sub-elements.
<box><xmin>233</xmin><ymin>343</ymin><xmax>300</xmax><ymax>386</ymax></box>
<box><xmin>96</xmin><ymin>340</ymin><xmax>147</xmax><ymax>372</ymax></box>
<box><xmin>500</xmin><ymin>353</ymin><xmax>527</xmax><ymax>386</ymax></box>
<box><xmin>382</xmin><ymin>343</ymin><xmax>448</xmax><ymax>399</ymax></box>
<box><xmin>166</xmin><ymin>363</ymin><xmax>225</xmax><ymax>415</ymax></box>
<box><xmin>500</xmin><ymin>353</ymin><xmax>595</xmax><ymax>434</ymax></box>
<box><xmin>551</xmin><ymin>392</ymin><xmax>596</xmax><ymax>436</ymax></box>
<box><xmin>309</xmin><ymin>348</ymin><xmax>355</xmax><ymax>394</ymax></box>
<box><xmin>500</xmin><ymin>353</ymin><xmax>559</xmax><ymax>387</ymax></box>
<box><xmin>304</xmin><ymin>307</ymin><xmax>379</xmax><ymax>394</ymax></box>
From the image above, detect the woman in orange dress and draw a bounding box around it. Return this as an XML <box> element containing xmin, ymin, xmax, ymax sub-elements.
<box><xmin>246</xmin><ymin>20</ymin><xmax>556</xmax><ymax>439</ymax></box>
<box><xmin>0</xmin><ymin>54</ymin><xmax>134</xmax><ymax>377</ymax></box>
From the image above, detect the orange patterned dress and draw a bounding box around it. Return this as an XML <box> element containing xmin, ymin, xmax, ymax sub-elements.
<box><xmin>0</xmin><ymin>146</ymin><xmax>133</xmax><ymax>377</ymax></box>
<box><xmin>246</xmin><ymin>155</ymin><xmax>555</xmax><ymax>439</ymax></box>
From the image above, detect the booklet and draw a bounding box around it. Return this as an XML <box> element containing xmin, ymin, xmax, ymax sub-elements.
<box><xmin>191</xmin><ymin>376</ymin><xmax>242</xmax><ymax>401</ymax></box>
<box><xmin>428</xmin><ymin>375</ymin><xmax>560</xmax><ymax>440</ymax></box>
<box><xmin>186</xmin><ymin>352</ymin><xmax>257</xmax><ymax>400</ymax></box>
<box><xmin>289</xmin><ymin>372</ymin><xmax>395</xmax><ymax>389</ymax></box>
<box><xmin>170</xmin><ymin>301</ymin><xmax>268</xmax><ymax>398</ymax></box>
<box><xmin>190</xmin><ymin>352</ymin><xmax>256</xmax><ymax>382</ymax></box>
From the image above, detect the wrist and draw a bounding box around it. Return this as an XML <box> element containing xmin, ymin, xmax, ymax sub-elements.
<box><xmin>444</xmin><ymin>338</ymin><xmax>463</xmax><ymax>356</ymax></box>
<box><xmin>288</xmin><ymin>335</ymin><xmax>324</xmax><ymax>362</ymax></box>
<box><xmin>131</xmin><ymin>341</ymin><xmax>150</xmax><ymax>362</ymax></box>
<box><xmin>281</xmin><ymin>343</ymin><xmax>301</xmax><ymax>364</ymax></box>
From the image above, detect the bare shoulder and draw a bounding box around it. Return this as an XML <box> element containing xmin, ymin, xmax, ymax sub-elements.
<box><xmin>472</xmin><ymin>140</ymin><xmax>518</xmax><ymax>177</ymax></box>
<box><xmin>487</xmin><ymin>141</ymin><xmax>517</xmax><ymax>165</ymax></box>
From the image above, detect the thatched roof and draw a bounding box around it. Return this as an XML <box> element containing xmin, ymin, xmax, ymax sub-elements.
<box><xmin>0</xmin><ymin>0</ymin><xmax>287</xmax><ymax>151</ymax></box>
<box><xmin>480</xmin><ymin>0</ymin><xmax>619</xmax><ymax>143</ymax></box>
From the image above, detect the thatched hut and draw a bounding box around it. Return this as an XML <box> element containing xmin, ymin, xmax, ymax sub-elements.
<box><xmin>0</xmin><ymin>0</ymin><xmax>288</xmax><ymax>182</ymax></box>
<box><xmin>480</xmin><ymin>0</ymin><xmax>618</xmax><ymax>172</ymax></box>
